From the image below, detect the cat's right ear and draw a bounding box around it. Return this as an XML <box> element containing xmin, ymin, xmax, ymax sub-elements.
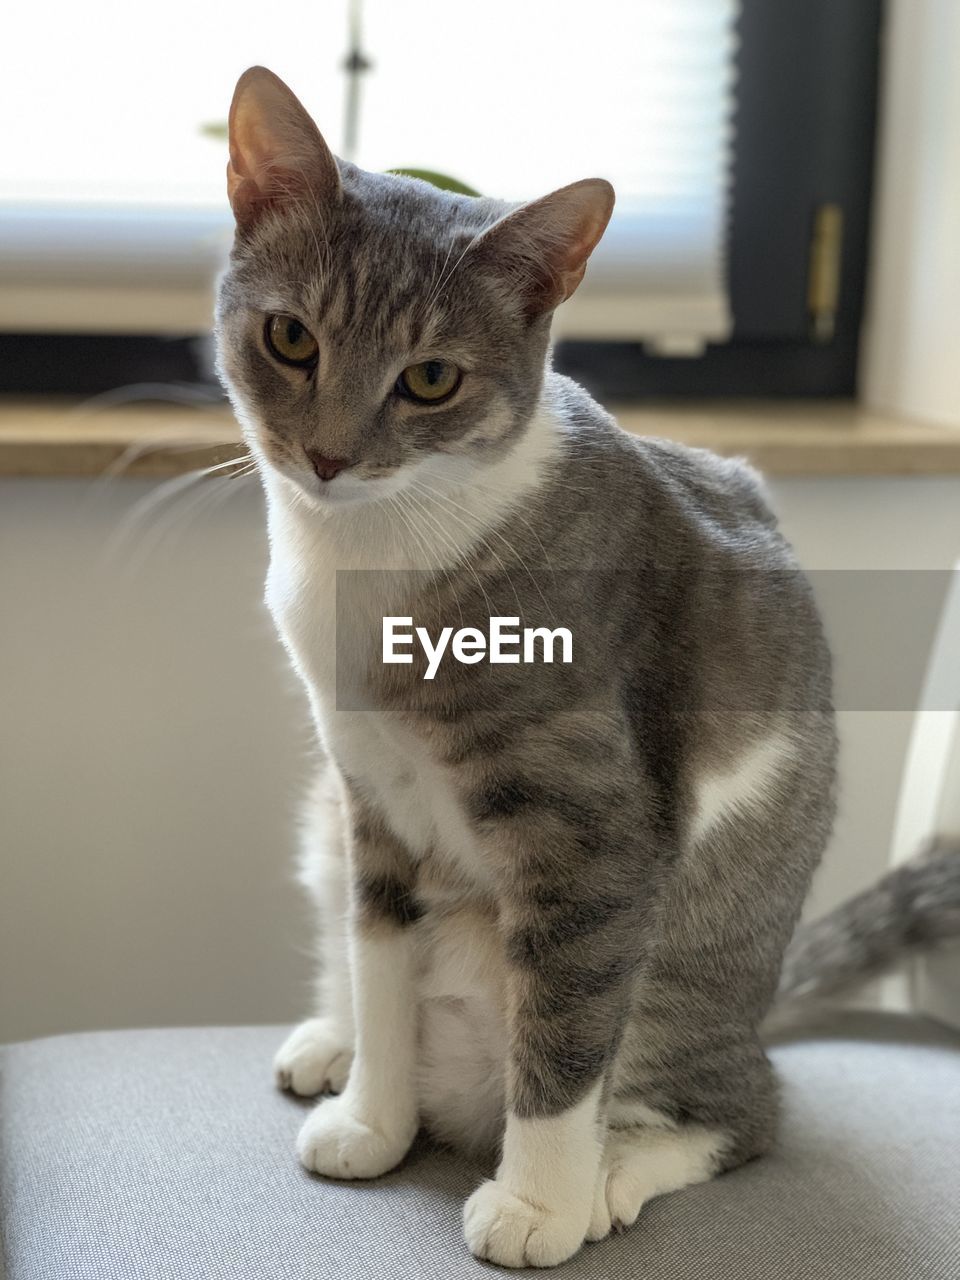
<box><xmin>227</xmin><ymin>66</ymin><xmax>341</xmax><ymax>235</ymax></box>
<box><xmin>472</xmin><ymin>179</ymin><xmax>615</xmax><ymax>319</ymax></box>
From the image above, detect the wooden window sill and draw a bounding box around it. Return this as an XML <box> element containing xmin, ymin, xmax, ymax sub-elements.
<box><xmin>1</xmin><ymin>396</ymin><xmax>959</xmax><ymax>479</ymax></box>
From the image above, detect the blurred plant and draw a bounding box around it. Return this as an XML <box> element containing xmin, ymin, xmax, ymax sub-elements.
<box><xmin>385</xmin><ymin>169</ymin><xmax>480</xmax><ymax>196</ymax></box>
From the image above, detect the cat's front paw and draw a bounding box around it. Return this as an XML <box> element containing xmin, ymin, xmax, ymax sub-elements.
<box><xmin>274</xmin><ymin>1018</ymin><xmax>352</xmax><ymax>1097</ymax></box>
<box><xmin>296</xmin><ymin>1096</ymin><xmax>415</xmax><ymax>1180</ymax></box>
<box><xmin>463</xmin><ymin>1179</ymin><xmax>588</xmax><ymax>1268</ymax></box>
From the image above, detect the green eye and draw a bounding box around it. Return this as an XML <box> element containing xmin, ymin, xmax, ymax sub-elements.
<box><xmin>398</xmin><ymin>359</ymin><xmax>461</xmax><ymax>404</ymax></box>
<box><xmin>265</xmin><ymin>314</ymin><xmax>319</xmax><ymax>367</ymax></box>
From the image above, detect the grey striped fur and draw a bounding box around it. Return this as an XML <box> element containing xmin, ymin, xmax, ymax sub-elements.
<box><xmin>777</xmin><ymin>840</ymin><xmax>960</xmax><ymax>1005</ymax></box>
<box><xmin>215</xmin><ymin>68</ymin><xmax>846</xmax><ymax>1252</ymax></box>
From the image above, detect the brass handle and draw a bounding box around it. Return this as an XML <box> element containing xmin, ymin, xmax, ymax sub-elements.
<box><xmin>808</xmin><ymin>203</ymin><xmax>844</xmax><ymax>344</ymax></box>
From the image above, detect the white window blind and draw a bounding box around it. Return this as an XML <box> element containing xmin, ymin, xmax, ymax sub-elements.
<box><xmin>0</xmin><ymin>0</ymin><xmax>738</xmax><ymax>351</ymax></box>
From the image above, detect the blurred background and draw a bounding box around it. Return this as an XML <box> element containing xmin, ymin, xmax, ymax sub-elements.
<box><xmin>1</xmin><ymin>0</ymin><xmax>959</xmax><ymax>1044</ymax></box>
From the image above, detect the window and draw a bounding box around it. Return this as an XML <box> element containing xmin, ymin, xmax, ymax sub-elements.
<box><xmin>0</xmin><ymin>0</ymin><xmax>881</xmax><ymax>397</ymax></box>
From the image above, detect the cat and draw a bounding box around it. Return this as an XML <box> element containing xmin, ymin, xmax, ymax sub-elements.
<box><xmin>214</xmin><ymin>66</ymin><xmax>839</xmax><ymax>1267</ymax></box>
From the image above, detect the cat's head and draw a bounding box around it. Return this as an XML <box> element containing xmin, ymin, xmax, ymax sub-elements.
<box><xmin>215</xmin><ymin>67</ymin><xmax>613</xmax><ymax>508</ymax></box>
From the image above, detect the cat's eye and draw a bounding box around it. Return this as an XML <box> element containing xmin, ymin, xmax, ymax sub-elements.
<box><xmin>264</xmin><ymin>314</ymin><xmax>319</xmax><ymax>368</ymax></box>
<box><xmin>397</xmin><ymin>359</ymin><xmax>461</xmax><ymax>404</ymax></box>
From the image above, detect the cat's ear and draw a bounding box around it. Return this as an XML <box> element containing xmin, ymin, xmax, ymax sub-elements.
<box><xmin>227</xmin><ymin>66</ymin><xmax>341</xmax><ymax>234</ymax></box>
<box><xmin>474</xmin><ymin>179</ymin><xmax>615</xmax><ymax>317</ymax></box>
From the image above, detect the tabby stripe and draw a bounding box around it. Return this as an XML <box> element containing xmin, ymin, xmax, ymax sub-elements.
<box><xmin>356</xmin><ymin>873</ymin><xmax>423</xmax><ymax>928</ymax></box>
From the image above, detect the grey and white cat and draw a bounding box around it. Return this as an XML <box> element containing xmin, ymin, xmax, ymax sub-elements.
<box><xmin>214</xmin><ymin>67</ymin><xmax>840</xmax><ymax>1267</ymax></box>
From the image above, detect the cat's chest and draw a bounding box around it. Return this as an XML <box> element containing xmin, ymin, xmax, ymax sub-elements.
<box><xmin>264</xmin><ymin>553</ymin><xmax>339</xmax><ymax>694</ymax></box>
<box><xmin>265</xmin><ymin>542</ymin><xmax>490</xmax><ymax>889</ymax></box>
<box><xmin>326</xmin><ymin>712</ymin><xmax>490</xmax><ymax>889</ymax></box>
<box><xmin>263</xmin><ymin>505</ymin><xmax>423</xmax><ymax>704</ymax></box>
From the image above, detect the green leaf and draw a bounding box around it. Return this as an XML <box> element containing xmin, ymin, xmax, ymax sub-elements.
<box><xmin>386</xmin><ymin>168</ymin><xmax>481</xmax><ymax>196</ymax></box>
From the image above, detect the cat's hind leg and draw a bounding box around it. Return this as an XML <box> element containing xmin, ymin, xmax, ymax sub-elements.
<box><xmin>587</xmin><ymin>1027</ymin><xmax>778</xmax><ymax>1241</ymax></box>
<box><xmin>274</xmin><ymin>763</ymin><xmax>355</xmax><ymax>1097</ymax></box>
<box><xmin>273</xmin><ymin>1019</ymin><xmax>352</xmax><ymax>1098</ymax></box>
<box><xmin>586</xmin><ymin>1123</ymin><xmax>728</xmax><ymax>1241</ymax></box>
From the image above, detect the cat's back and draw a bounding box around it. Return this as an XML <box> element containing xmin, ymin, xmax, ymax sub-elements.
<box><xmin>542</xmin><ymin>373</ymin><xmax>783</xmax><ymax>572</ymax></box>
<box><xmin>537</xmin><ymin>374</ymin><xmax>834</xmax><ymax>750</ymax></box>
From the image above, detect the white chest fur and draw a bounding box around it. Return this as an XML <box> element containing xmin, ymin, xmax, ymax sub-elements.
<box><xmin>261</xmin><ymin>416</ymin><xmax>558</xmax><ymax>888</ymax></box>
<box><xmin>272</xmin><ymin>606</ymin><xmax>491</xmax><ymax>891</ymax></box>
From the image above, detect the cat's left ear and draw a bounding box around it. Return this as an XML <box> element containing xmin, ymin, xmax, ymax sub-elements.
<box><xmin>473</xmin><ymin>179</ymin><xmax>615</xmax><ymax>318</ymax></box>
<box><xmin>227</xmin><ymin>66</ymin><xmax>342</xmax><ymax>234</ymax></box>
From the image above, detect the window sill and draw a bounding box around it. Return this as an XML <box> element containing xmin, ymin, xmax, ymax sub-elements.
<box><xmin>1</xmin><ymin>397</ymin><xmax>959</xmax><ymax>480</ymax></box>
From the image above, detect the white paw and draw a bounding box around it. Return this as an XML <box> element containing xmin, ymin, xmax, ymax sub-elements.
<box><xmin>586</xmin><ymin>1127</ymin><xmax>722</xmax><ymax>1241</ymax></box>
<box><xmin>586</xmin><ymin>1154</ymin><xmax>650</xmax><ymax>1240</ymax></box>
<box><xmin>586</xmin><ymin>1133</ymin><xmax>658</xmax><ymax>1241</ymax></box>
<box><xmin>463</xmin><ymin>1179</ymin><xmax>588</xmax><ymax>1268</ymax></box>
<box><xmin>274</xmin><ymin>1019</ymin><xmax>352</xmax><ymax>1097</ymax></box>
<box><xmin>296</xmin><ymin>1095</ymin><xmax>415</xmax><ymax>1180</ymax></box>
<box><xmin>586</xmin><ymin>1163</ymin><xmax>614</xmax><ymax>1242</ymax></box>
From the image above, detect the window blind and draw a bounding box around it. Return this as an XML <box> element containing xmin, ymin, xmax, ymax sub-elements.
<box><xmin>0</xmin><ymin>0</ymin><xmax>739</xmax><ymax>351</ymax></box>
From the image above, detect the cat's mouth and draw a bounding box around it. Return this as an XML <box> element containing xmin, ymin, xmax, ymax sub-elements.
<box><xmin>279</xmin><ymin>460</ymin><xmax>412</xmax><ymax>511</ymax></box>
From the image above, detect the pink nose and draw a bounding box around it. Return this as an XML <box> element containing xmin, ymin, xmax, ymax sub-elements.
<box><xmin>305</xmin><ymin>450</ymin><xmax>351</xmax><ymax>482</ymax></box>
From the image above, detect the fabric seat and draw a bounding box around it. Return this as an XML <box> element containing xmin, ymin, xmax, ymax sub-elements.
<box><xmin>1</xmin><ymin>1013</ymin><xmax>958</xmax><ymax>1279</ymax></box>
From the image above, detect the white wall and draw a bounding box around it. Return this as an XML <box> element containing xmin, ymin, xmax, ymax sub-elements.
<box><xmin>3</xmin><ymin>470</ymin><xmax>960</xmax><ymax>1044</ymax></box>
<box><xmin>1</xmin><ymin>475</ymin><xmax>311</xmax><ymax>1044</ymax></box>
<box><xmin>771</xmin><ymin>476</ymin><xmax>960</xmax><ymax>915</ymax></box>
<box><xmin>862</xmin><ymin>0</ymin><xmax>960</xmax><ymax>427</ymax></box>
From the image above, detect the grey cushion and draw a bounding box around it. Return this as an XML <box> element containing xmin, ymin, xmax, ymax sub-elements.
<box><xmin>1</xmin><ymin>1013</ymin><xmax>958</xmax><ymax>1279</ymax></box>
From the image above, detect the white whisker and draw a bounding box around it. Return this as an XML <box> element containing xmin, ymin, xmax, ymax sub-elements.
<box><xmin>402</xmin><ymin>486</ymin><xmax>496</xmax><ymax>623</ymax></box>
<box><xmin>407</xmin><ymin>476</ymin><xmax>557</xmax><ymax>626</ymax></box>
<box><xmin>100</xmin><ymin>457</ymin><xmax>256</xmax><ymax>574</ymax></box>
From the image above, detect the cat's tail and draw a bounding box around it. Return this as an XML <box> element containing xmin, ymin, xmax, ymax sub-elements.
<box><xmin>767</xmin><ymin>839</ymin><xmax>960</xmax><ymax>1027</ymax></box>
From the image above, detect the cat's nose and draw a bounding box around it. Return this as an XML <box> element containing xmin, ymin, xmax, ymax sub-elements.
<box><xmin>305</xmin><ymin>449</ymin><xmax>352</xmax><ymax>482</ymax></box>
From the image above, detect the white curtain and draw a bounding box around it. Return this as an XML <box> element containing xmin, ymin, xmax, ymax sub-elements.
<box><xmin>0</xmin><ymin>0</ymin><xmax>739</xmax><ymax>349</ymax></box>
